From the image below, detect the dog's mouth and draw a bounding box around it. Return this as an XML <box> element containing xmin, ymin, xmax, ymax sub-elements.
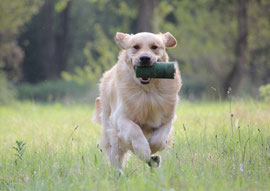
<box><xmin>139</xmin><ymin>77</ymin><xmax>151</xmax><ymax>85</ymax></box>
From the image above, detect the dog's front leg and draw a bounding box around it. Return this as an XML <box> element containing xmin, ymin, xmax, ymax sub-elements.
<box><xmin>149</xmin><ymin>122</ymin><xmax>172</xmax><ymax>154</ymax></box>
<box><xmin>117</xmin><ymin>117</ymin><xmax>151</xmax><ymax>163</ymax></box>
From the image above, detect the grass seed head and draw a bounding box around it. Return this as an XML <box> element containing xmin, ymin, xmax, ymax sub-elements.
<box><xmin>183</xmin><ymin>124</ymin><xmax>186</xmax><ymax>131</ymax></box>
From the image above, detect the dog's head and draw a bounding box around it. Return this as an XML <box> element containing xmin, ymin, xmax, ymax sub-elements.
<box><xmin>115</xmin><ymin>32</ymin><xmax>177</xmax><ymax>85</ymax></box>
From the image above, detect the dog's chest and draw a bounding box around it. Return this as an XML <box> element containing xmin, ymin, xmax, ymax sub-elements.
<box><xmin>138</xmin><ymin>105</ymin><xmax>164</xmax><ymax>128</ymax></box>
<box><xmin>124</xmin><ymin>90</ymin><xmax>175</xmax><ymax>129</ymax></box>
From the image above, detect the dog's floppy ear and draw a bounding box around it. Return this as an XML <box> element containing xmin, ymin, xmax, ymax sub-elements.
<box><xmin>115</xmin><ymin>32</ymin><xmax>131</xmax><ymax>49</ymax></box>
<box><xmin>162</xmin><ymin>32</ymin><xmax>177</xmax><ymax>48</ymax></box>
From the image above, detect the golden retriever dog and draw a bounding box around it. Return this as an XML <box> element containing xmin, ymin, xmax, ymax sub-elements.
<box><xmin>93</xmin><ymin>32</ymin><xmax>181</xmax><ymax>170</ymax></box>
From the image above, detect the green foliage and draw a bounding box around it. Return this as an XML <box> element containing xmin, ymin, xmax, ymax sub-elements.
<box><xmin>55</xmin><ymin>0</ymin><xmax>72</xmax><ymax>12</ymax></box>
<box><xmin>180</xmin><ymin>78</ymin><xmax>207</xmax><ymax>99</ymax></box>
<box><xmin>259</xmin><ymin>84</ymin><xmax>270</xmax><ymax>102</ymax></box>
<box><xmin>62</xmin><ymin>24</ymin><xmax>118</xmax><ymax>85</ymax></box>
<box><xmin>0</xmin><ymin>0</ymin><xmax>43</xmax><ymax>81</ymax></box>
<box><xmin>12</xmin><ymin>140</ymin><xmax>26</xmax><ymax>165</ymax></box>
<box><xmin>0</xmin><ymin>0</ymin><xmax>43</xmax><ymax>37</ymax></box>
<box><xmin>0</xmin><ymin>101</ymin><xmax>269</xmax><ymax>190</ymax></box>
<box><xmin>158</xmin><ymin>0</ymin><xmax>236</xmax><ymax>90</ymax></box>
<box><xmin>0</xmin><ymin>72</ymin><xmax>16</xmax><ymax>104</ymax></box>
<box><xmin>17</xmin><ymin>80</ymin><xmax>95</xmax><ymax>103</ymax></box>
<box><xmin>156</xmin><ymin>0</ymin><xmax>270</xmax><ymax>95</ymax></box>
<box><xmin>61</xmin><ymin>0</ymin><xmax>136</xmax><ymax>85</ymax></box>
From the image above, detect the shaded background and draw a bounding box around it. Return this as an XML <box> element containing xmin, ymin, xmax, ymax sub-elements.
<box><xmin>0</xmin><ymin>0</ymin><xmax>270</xmax><ymax>103</ymax></box>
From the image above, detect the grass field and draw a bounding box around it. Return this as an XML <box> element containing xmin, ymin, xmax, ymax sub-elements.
<box><xmin>0</xmin><ymin>100</ymin><xmax>270</xmax><ymax>190</ymax></box>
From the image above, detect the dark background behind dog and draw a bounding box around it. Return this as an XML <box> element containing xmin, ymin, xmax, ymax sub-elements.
<box><xmin>1</xmin><ymin>0</ymin><xmax>269</xmax><ymax>103</ymax></box>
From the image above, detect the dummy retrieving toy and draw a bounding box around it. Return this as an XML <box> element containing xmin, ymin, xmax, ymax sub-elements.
<box><xmin>134</xmin><ymin>62</ymin><xmax>175</xmax><ymax>79</ymax></box>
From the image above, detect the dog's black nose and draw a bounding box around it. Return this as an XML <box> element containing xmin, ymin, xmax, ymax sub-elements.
<box><xmin>139</xmin><ymin>55</ymin><xmax>151</xmax><ymax>66</ymax></box>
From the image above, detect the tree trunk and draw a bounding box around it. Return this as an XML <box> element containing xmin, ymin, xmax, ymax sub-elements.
<box><xmin>41</xmin><ymin>0</ymin><xmax>56</xmax><ymax>80</ymax></box>
<box><xmin>136</xmin><ymin>0</ymin><xmax>158</xmax><ymax>32</ymax></box>
<box><xmin>223</xmin><ymin>0</ymin><xmax>248</xmax><ymax>96</ymax></box>
<box><xmin>56</xmin><ymin>1</ymin><xmax>71</xmax><ymax>75</ymax></box>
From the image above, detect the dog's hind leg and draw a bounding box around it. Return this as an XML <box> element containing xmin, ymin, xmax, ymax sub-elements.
<box><xmin>92</xmin><ymin>97</ymin><xmax>101</xmax><ymax>124</ymax></box>
<box><xmin>108</xmin><ymin>138</ymin><xmax>127</xmax><ymax>171</ymax></box>
<box><xmin>100</xmin><ymin>109</ymin><xmax>127</xmax><ymax>171</ymax></box>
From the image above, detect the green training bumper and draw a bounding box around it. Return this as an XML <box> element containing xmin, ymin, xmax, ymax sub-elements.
<box><xmin>134</xmin><ymin>62</ymin><xmax>175</xmax><ymax>79</ymax></box>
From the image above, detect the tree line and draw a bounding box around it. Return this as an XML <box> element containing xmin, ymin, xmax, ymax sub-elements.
<box><xmin>1</xmin><ymin>0</ymin><xmax>269</xmax><ymax>98</ymax></box>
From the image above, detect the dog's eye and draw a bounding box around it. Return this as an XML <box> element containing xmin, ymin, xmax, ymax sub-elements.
<box><xmin>133</xmin><ymin>45</ymin><xmax>140</xmax><ymax>50</ymax></box>
<box><xmin>151</xmin><ymin>45</ymin><xmax>158</xmax><ymax>50</ymax></box>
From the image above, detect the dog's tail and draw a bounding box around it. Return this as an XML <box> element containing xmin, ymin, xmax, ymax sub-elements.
<box><xmin>92</xmin><ymin>97</ymin><xmax>101</xmax><ymax>124</ymax></box>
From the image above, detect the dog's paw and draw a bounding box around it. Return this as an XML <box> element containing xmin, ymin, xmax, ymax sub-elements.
<box><xmin>147</xmin><ymin>155</ymin><xmax>161</xmax><ymax>168</ymax></box>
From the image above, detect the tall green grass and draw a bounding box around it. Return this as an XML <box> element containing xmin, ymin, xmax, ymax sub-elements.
<box><xmin>0</xmin><ymin>100</ymin><xmax>269</xmax><ymax>190</ymax></box>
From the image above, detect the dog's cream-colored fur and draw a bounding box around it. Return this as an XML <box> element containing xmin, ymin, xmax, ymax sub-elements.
<box><xmin>93</xmin><ymin>32</ymin><xmax>182</xmax><ymax>169</ymax></box>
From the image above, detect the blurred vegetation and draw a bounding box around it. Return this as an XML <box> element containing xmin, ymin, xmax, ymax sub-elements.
<box><xmin>259</xmin><ymin>84</ymin><xmax>270</xmax><ymax>102</ymax></box>
<box><xmin>0</xmin><ymin>0</ymin><xmax>43</xmax><ymax>103</ymax></box>
<box><xmin>17</xmin><ymin>80</ymin><xmax>96</xmax><ymax>103</ymax></box>
<box><xmin>0</xmin><ymin>0</ymin><xmax>43</xmax><ymax>82</ymax></box>
<box><xmin>0</xmin><ymin>0</ymin><xmax>269</xmax><ymax>102</ymax></box>
<box><xmin>0</xmin><ymin>72</ymin><xmax>16</xmax><ymax>104</ymax></box>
